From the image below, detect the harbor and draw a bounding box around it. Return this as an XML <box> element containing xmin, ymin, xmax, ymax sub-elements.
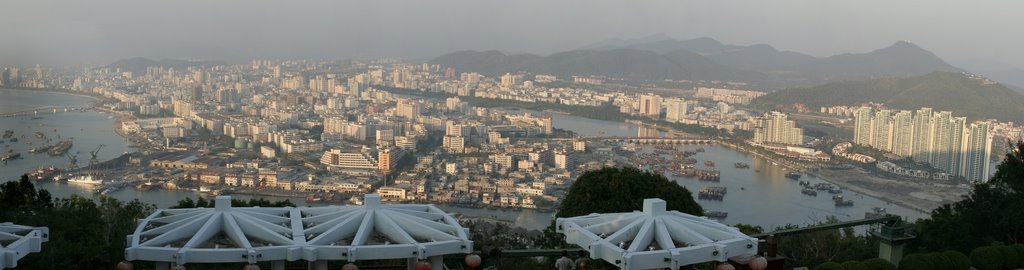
<box><xmin>2</xmin><ymin>88</ymin><xmax>929</xmax><ymax>230</ymax></box>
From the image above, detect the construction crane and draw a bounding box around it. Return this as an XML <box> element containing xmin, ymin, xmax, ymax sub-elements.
<box><xmin>66</xmin><ymin>153</ymin><xmax>79</xmax><ymax>171</ymax></box>
<box><xmin>87</xmin><ymin>144</ymin><xmax>105</xmax><ymax>169</ymax></box>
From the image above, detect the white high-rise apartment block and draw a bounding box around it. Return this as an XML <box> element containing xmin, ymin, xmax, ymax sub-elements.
<box><xmin>853</xmin><ymin>107</ymin><xmax>992</xmax><ymax>180</ymax></box>
<box><xmin>752</xmin><ymin>111</ymin><xmax>803</xmax><ymax>145</ymax></box>
<box><xmin>665</xmin><ymin>98</ymin><xmax>688</xmax><ymax>122</ymax></box>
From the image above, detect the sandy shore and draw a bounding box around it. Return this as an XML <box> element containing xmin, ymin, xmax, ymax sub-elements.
<box><xmin>811</xmin><ymin>167</ymin><xmax>968</xmax><ymax>215</ymax></box>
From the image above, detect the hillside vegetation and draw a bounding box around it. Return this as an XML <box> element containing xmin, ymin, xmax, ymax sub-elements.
<box><xmin>753</xmin><ymin>72</ymin><xmax>1024</xmax><ymax>122</ymax></box>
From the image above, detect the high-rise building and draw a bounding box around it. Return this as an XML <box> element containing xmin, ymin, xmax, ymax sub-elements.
<box><xmin>500</xmin><ymin>73</ymin><xmax>519</xmax><ymax>87</ymax></box>
<box><xmin>930</xmin><ymin>111</ymin><xmax>955</xmax><ymax>174</ymax></box>
<box><xmin>946</xmin><ymin>117</ymin><xmax>967</xmax><ymax>176</ymax></box>
<box><xmin>539</xmin><ymin>115</ymin><xmax>553</xmax><ymax>135</ymax></box>
<box><xmin>191</xmin><ymin>86</ymin><xmax>203</xmax><ymax>101</ymax></box>
<box><xmin>854</xmin><ymin>107</ymin><xmax>993</xmax><ymax>179</ymax></box>
<box><xmin>0</xmin><ymin>68</ymin><xmax>10</xmax><ymax>86</ymax></box>
<box><xmin>396</xmin><ymin>99</ymin><xmax>421</xmax><ymax>120</ymax></box>
<box><xmin>638</xmin><ymin>94</ymin><xmax>662</xmax><ymax>118</ymax></box>
<box><xmin>378</xmin><ymin>148</ymin><xmax>404</xmax><ymax>172</ymax></box>
<box><xmin>911</xmin><ymin>108</ymin><xmax>934</xmax><ymax>163</ymax></box>
<box><xmin>443</xmin><ymin>136</ymin><xmax>465</xmax><ymax>153</ymax></box>
<box><xmin>752</xmin><ymin>111</ymin><xmax>803</xmax><ymax>145</ymax></box>
<box><xmin>891</xmin><ymin>111</ymin><xmax>915</xmax><ymax>157</ymax></box>
<box><xmin>554</xmin><ymin>151</ymin><xmax>571</xmax><ymax>170</ymax></box>
<box><xmin>665</xmin><ymin>98</ymin><xmax>688</xmax><ymax>122</ymax></box>
<box><xmin>962</xmin><ymin>122</ymin><xmax>993</xmax><ymax>183</ymax></box>
<box><xmin>870</xmin><ymin>110</ymin><xmax>893</xmax><ymax>151</ymax></box>
<box><xmin>853</xmin><ymin>107</ymin><xmax>874</xmax><ymax>146</ymax></box>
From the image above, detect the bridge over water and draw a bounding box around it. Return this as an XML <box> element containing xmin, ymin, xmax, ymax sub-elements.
<box><xmin>0</xmin><ymin>105</ymin><xmax>93</xmax><ymax>118</ymax></box>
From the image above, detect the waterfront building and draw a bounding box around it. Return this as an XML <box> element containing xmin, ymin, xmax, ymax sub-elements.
<box><xmin>854</xmin><ymin>107</ymin><xmax>992</xmax><ymax>179</ymax></box>
<box><xmin>911</xmin><ymin>107</ymin><xmax>934</xmax><ymax>163</ymax></box>
<box><xmin>638</xmin><ymin>94</ymin><xmax>662</xmax><ymax>118</ymax></box>
<box><xmin>870</xmin><ymin>110</ymin><xmax>893</xmax><ymax>151</ymax></box>
<box><xmin>752</xmin><ymin>111</ymin><xmax>803</xmax><ymax>145</ymax></box>
<box><xmin>665</xmin><ymin>97</ymin><xmax>688</xmax><ymax>122</ymax></box>
<box><xmin>891</xmin><ymin>110</ymin><xmax>915</xmax><ymax>157</ymax></box>
<box><xmin>854</xmin><ymin>107</ymin><xmax>874</xmax><ymax>146</ymax></box>
<box><xmin>962</xmin><ymin>121</ymin><xmax>993</xmax><ymax>183</ymax></box>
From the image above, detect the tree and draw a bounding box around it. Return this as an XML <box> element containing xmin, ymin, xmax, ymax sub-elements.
<box><xmin>914</xmin><ymin>141</ymin><xmax>1024</xmax><ymax>253</ymax></box>
<box><xmin>172</xmin><ymin>197</ymin><xmax>295</xmax><ymax>208</ymax></box>
<box><xmin>970</xmin><ymin>246</ymin><xmax>1004</xmax><ymax>270</ymax></box>
<box><xmin>841</xmin><ymin>260</ymin><xmax>869</xmax><ymax>270</ymax></box>
<box><xmin>941</xmin><ymin>251</ymin><xmax>971</xmax><ymax>270</ymax></box>
<box><xmin>898</xmin><ymin>254</ymin><xmax>931</xmax><ymax>270</ymax></box>
<box><xmin>556</xmin><ymin>167</ymin><xmax>703</xmax><ymax>218</ymax></box>
<box><xmin>1</xmin><ymin>176</ymin><xmax>155</xmax><ymax>270</ymax></box>
<box><xmin>815</xmin><ymin>262</ymin><xmax>843</xmax><ymax>270</ymax></box>
<box><xmin>776</xmin><ymin>217</ymin><xmax>878</xmax><ymax>267</ymax></box>
<box><xmin>862</xmin><ymin>258</ymin><xmax>897</xmax><ymax>270</ymax></box>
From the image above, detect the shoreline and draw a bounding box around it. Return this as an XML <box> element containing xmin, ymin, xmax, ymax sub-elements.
<box><xmin>718</xmin><ymin>141</ymin><xmax>934</xmax><ymax>216</ymax></box>
<box><xmin>806</xmin><ymin>170</ymin><xmax>933</xmax><ymax>215</ymax></box>
<box><xmin>1</xmin><ymin>87</ymin><xmax>105</xmax><ymax>101</ymax></box>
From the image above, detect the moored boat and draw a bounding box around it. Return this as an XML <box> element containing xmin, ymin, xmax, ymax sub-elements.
<box><xmin>68</xmin><ymin>175</ymin><xmax>103</xmax><ymax>185</ymax></box>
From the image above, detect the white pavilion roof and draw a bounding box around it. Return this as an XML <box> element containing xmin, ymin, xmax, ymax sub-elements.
<box><xmin>556</xmin><ymin>198</ymin><xmax>758</xmax><ymax>270</ymax></box>
<box><xmin>0</xmin><ymin>222</ymin><xmax>49</xmax><ymax>269</ymax></box>
<box><xmin>125</xmin><ymin>194</ymin><xmax>472</xmax><ymax>265</ymax></box>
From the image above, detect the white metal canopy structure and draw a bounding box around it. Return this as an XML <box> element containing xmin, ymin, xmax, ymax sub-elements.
<box><xmin>125</xmin><ymin>195</ymin><xmax>472</xmax><ymax>270</ymax></box>
<box><xmin>556</xmin><ymin>198</ymin><xmax>758</xmax><ymax>270</ymax></box>
<box><xmin>0</xmin><ymin>222</ymin><xmax>49</xmax><ymax>269</ymax></box>
<box><xmin>300</xmin><ymin>194</ymin><xmax>472</xmax><ymax>262</ymax></box>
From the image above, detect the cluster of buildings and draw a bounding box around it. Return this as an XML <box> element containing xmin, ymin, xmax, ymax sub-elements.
<box><xmin>832</xmin><ymin>142</ymin><xmax>876</xmax><ymax>163</ymax></box>
<box><xmin>854</xmin><ymin>107</ymin><xmax>994</xmax><ymax>182</ymax></box>
<box><xmin>752</xmin><ymin>111</ymin><xmax>804</xmax><ymax>146</ymax></box>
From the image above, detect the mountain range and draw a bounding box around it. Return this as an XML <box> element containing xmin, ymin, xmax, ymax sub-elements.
<box><xmin>431</xmin><ymin>37</ymin><xmax>961</xmax><ymax>88</ymax></box>
<box><xmin>753</xmin><ymin>72</ymin><xmax>1024</xmax><ymax>122</ymax></box>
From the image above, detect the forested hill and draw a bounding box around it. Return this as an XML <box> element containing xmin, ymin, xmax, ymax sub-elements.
<box><xmin>753</xmin><ymin>72</ymin><xmax>1024</xmax><ymax>122</ymax></box>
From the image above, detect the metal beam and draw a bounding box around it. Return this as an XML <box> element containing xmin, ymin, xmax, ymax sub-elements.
<box><xmin>750</xmin><ymin>215</ymin><xmax>901</xmax><ymax>238</ymax></box>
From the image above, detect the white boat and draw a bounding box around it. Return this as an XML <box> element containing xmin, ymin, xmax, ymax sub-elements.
<box><xmin>68</xmin><ymin>175</ymin><xmax>103</xmax><ymax>185</ymax></box>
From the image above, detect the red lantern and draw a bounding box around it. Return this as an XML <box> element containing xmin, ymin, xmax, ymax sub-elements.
<box><xmin>749</xmin><ymin>256</ymin><xmax>768</xmax><ymax>270</ymax></box>
<box><xmin>243</xmin><ymin>264</ymin><xmax>260</xmax><ymax>270</ymax></box>
<box><xmin>415</xmin><ymin>261</ymin><xmax>431</xmax><ymax>270</ymax></box>
<box><xmin>715</xmin><ymin>262</ymin><xmax>735</xmax><ymax>270</ymax></box>
<box><xmin>341</xmin><ymin>263</ymin><xmax>359</xmax><ymax>270</ymax></box>
<box><xmin>465</xmin><ymin>254</ymin><xmax>482</xmax><ymax>268</ymax></box>
<box><xmin>116</xmin><ymin>261</ymin><xmax>134</xmax><ymax>270</ymax></box>
<box><xmin>171</xmin><ymin>265</ymin><xmax>186</xmax><ymax>270</ymax></box>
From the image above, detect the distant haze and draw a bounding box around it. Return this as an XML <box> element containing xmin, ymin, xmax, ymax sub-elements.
<box><xmin>1</xmin><ymin>0</ymin><xmax>1022</xmax><ymax>71</ymax></box>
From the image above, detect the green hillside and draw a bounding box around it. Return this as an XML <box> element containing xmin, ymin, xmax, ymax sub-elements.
<box><xmin>753</xmin><ymin>72</ymin><xmax>1024</xmax><ymax>122</ymax></box>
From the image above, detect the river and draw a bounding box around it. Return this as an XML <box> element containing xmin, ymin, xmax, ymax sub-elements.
<box><xmin>1</xmin><ymin>89</ymin><xmax>926</xmax><ymax>231</ymax></box>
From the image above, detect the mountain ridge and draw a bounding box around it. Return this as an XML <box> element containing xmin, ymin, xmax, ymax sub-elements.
<box><xmin>752</xmin><ymin>71</ymin><xmax>1024</xmax><ymax>122</ymax></box>
<box><xmin>431</xmin><ymin>38</ymin><xmax>959</xmax><ymax>88</ymax></box>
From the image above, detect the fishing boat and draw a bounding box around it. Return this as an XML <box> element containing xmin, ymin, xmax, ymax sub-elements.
<box><xmin>703</xmin><ymin>210</ymin><xmax>728</xmax><ymax>219</ymax></box>
<box><xmin>786</xmin><ymin>172</ymin><xmax>801</xmax><ymax>180</ymax></box>
<box><xmin>833</xmin><ymin>195</ymin><xmax>854</xmax><ymax>207</ymax></box>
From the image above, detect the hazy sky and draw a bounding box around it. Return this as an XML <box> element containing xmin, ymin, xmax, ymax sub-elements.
<box><xmin>1</xmin><ymin>0</ymin><xmax>1022</xmax><ymax>70</ymax></box>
